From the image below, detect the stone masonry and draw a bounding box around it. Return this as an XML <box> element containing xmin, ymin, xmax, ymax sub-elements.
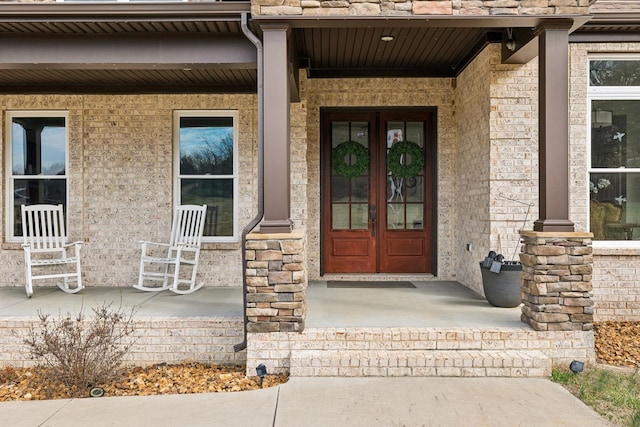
<box><xmin>520</xmin><ymin>231</ymin><xmax>594</xmax><ymax>331</ymax></box>
<box><xmin>252</xmin><ymin>0</ymin><xmax>590</xmax><ymax>17</ymax></box>
<box><xmin>245</xmin><ymin>231</ymin><xmax>307</xmax><ymax>333</ymax></box>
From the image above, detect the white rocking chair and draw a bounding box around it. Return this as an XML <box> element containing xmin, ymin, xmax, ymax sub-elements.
<box><xmin>21</xmin><ymin>204</ymin><xmax>83</xmax><ymax>298</ymax></box>
<box><xmin>134</xmin><ymin>204</ymin><xmax>207</xmax><ymax>295</ymax></box>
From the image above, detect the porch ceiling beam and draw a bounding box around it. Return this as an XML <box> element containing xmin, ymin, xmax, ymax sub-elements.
<box><xmin>0</xmin><ymin>35</ymin><xmax>256</xmax><ymax>70</ymax></box>
<box><xmin>0</xmin><ymin>84</ymin><xmax>255</xmax><ymax>95</ymax></box>
<box><xmin>0</xmin><ymin>3</ymin><xmax>251</xmax><ymax>21</ymax></box>
<box><xmin>307</xmin><ymin>67</ymin><xmax>458</xmax><ymax>78</ymax></box>
<box><xmin>501</xmin><ymin>27</ymin><xmax>538</xmax><ymax>65</ymax></box>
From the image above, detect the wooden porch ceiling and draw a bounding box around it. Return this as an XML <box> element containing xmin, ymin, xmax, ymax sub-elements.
<box><xmin>0</xmin><ymin>3</ymin><xmax>635</xmax><ymax>93</ymax></box>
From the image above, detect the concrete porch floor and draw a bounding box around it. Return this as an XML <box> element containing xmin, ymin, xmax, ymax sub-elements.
<box><xmin>0</xmin><ymin>281</ymin><xmax>522</xmax><ymax>329</ymax></box>
<box><xmin>0</xmin><ymin>286</ymin><xmax>244</xmax><ymax>318</ymax></box>
<box><xmin>306</xmin><ymin>280</ymin><xmax>524</xmax><ymax>329</ymax></box>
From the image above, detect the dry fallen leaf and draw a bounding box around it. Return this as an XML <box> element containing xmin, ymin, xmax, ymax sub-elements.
<box><xmin>1</xmin><ymin>322</ymin><xmax>638</xmax><ymax>401</ymax></box>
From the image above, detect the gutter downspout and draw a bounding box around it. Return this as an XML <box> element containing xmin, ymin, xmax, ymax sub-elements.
<box><xmin>235</xmin><ymin>12</ymin><xmax>264</xmax><ymax>352</ymax></box>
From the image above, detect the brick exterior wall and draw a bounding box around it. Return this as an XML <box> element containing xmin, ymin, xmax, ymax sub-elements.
<box><xmin>303</xmin><ymin>76</ymin><xmax>457</xmax><ymax>280</ymax></box>
<box><xmin>569</xmin><ymin>43</ymin><xmax>640</xmax><ymax>321</ymax></box>
<box><xmin>0</xmin><ymin>316</ymin><xmax>245</xmax><ymax>368</ymax></box>
<box><xmin>0</xmin><ymin>94</ymin><xmax>257</xmax><ymax>289</ymax></box>
<box><xmin>454</xmin><ymin>45</ymin><xmax>538</xmax><ymax>295</ymax></box>
<box><xmin>246</xmin><ymin>327</ymin><xmax>595</xmax><ymax>376</ymax></box>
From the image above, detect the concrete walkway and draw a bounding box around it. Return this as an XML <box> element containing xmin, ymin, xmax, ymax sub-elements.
<box><xmin>1</xmin><ymin>377</ymin><xmax>611</xmax><ymax>427</ymax></box>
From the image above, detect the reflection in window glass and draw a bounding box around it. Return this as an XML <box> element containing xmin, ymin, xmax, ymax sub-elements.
<box><xmin>176</xmin><ymin>112</ymin><xmax>237</xmax><ymax>241</ymax></box>
<box><xmin>387</xmin><ymin>204</ymin><xmax>405</xmax><ymax>229</ymax></box>
<box><xmin>330</xmin><ymin>121</ymin><xmax>370</xmax><ymax>231</ymax></box>
<box><xmin>385</xmin><ymin>120</ymin><xmax>425</xmax><ymax>230</ymax></box>
<box><xmin>590</xmin><ymin>60</ymin><xmax>640</xmax><ymax>87</ymax></box>
<box><xmin>407</xmin><ymin>204</ymin><xmax>424</xmax><ymax>229</ymax></box>
<box><xmin>351</xmin><ymin>204</ymin><xmax>368</xmax><ymax>229</ymax></box>
<box><xmin>332</xmin><ymin>204</ymin><xmax>349</xmax><ymax>229</ymax></box>
<box><xmin>588</xmin><ymin>66</ymin><xmax>640</xmax><ymax>241</ymax></box>
<box><xmin>8</xmin><ymin>113</ymin><xmax>68</xmax><ymax>239</ymax></box>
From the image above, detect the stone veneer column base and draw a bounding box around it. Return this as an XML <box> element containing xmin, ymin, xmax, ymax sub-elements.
<box><xmin>520</xmin><ymin>231</ymin><xmax>594</xmax><ymax>331</ymax></box>
<box><xmin>245</xmin><ymin>231</ymin><xmax>306</xmax><ymax>333</ymax></box>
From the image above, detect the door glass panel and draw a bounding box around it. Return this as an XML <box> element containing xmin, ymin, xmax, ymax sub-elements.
<box><xmin>388</xmin><ymin>204</ymin><xmax>405</xmax><ymax>229</ymax></box>
<box><xmin>406</xmin><ymin>176</ymin><xmax>423</xmax><ymax>202</ymax></box>
<box><xmin>407</xmin><ymin>204</ymin><xmax>424</xmax><ymax>229</ymax></box>
<box><xmin>331</xmin><ymin>121</ymin><xmax>370</xmax><ymax>230</ymax></box>
<box><xmin>386</xmin><ymin>120</ymin><xmax>426</xmax><ymax>230</ymax></box>
<box><xmin>332</xmin><ymin>204</ymin><xmax>349</xmax><ymax>229</ymax></box>
<box><xmin>351</xmin><ymin>204</ymin><xmax>369</xmax><ymax>229</ymax></box>
<box><xmin>331</xmin><ymin>175</ymin><xmax>349</xmax><ymax>202</ymax></box>
<box><xmin>351</xmin><ymin>176</ymin><xmax>368</xmax><ymax>202</ymax></box>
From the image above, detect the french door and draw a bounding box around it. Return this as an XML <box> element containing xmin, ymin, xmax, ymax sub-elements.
<box><xmin>321</xmin><ymin>109</ymin><xmax>435</xmax><ymax>274</ymax></box>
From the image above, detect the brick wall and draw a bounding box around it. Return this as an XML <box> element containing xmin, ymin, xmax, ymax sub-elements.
<box><xmin>454</xmin><ymin>45</ymin><xmax>538</xmax><ymax>295</ymax></box>
<box><xmin>0</xmin><ymin>94</ymin><xmax>257</xmax><ymax>289</ymax></box>
<box><xmin>246</xmin><ymin>327</ymin><xmax>595</xmax><ymax>376</ymax></box>
<box><xmin>0</xmin><ymin>316</ymin><xmax>245</xmax><ymax>368</ymax></box>
<box><xmin>303</xmin><ymin>76</ymin><xmax>457</xmax><ymax>280</ymax></box>
<box><xmin>569</xmin><ymin>43</ymin><xmax>640</xmax><ymax>321</ymax></box>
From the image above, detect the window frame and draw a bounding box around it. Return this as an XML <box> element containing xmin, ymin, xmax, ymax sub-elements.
<box><xmin>587</xmin><ymin>54</ymin><xmax>640</xmax><ymax>248</ymax></box>
<box><xmin>173</xmin><ymin>109</ymin><xmax>239</xmax><ymax>243</ymax></box>
<box><xmin>5</xmin><ymin>110</ymin><xmax>70</xmax><ymax>243</ymax></box>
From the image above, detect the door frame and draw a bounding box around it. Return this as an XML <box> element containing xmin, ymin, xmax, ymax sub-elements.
<box><xmin>319</xmin><ymin>106</ymin><xmax>438</xmax><ymax>276</ymax></box>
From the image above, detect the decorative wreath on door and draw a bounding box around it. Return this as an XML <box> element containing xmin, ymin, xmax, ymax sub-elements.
<box><xmin>332</xmin><ymin>140</ymin><xmax>370</xmax><ymax>178</ymax></box>
<box><xmin>387</xmin><ymin>140</ymin><xmax>424</xmax><ymax>179</ymax></box>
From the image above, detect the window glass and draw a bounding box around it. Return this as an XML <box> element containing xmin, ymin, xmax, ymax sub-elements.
<box><xmin>176</xmin><ymin>112</ymin><xmax>237</xmax><ymax>241</ymax></box>
<box><xmin>8</xmin><ymin>114</ymin><xmax>68</xmax><ymax>239</ymax></box>
<box><xmin>590</xmin><ymin>60</ymin><xmax>640</xmax><ymax>87</ymax></box>
<box><xmin>588</xmin><ymin>61</ymin><xmax>640</xmax><ymax>243</ymax></box>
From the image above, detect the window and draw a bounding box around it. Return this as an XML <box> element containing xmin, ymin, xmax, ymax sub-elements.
<box><xmin>6</xmin><ymin>111</ymin><xmax>68</xmax><ymax>241</ymax></box>
<box><xmin>588</xmin><ymin>56</ymin><xmax>640</xmax><ymax>245</ymax></box>
<box><xmin>174</xmin><ymin>110</ymin><xmax>238</xmax><ymax>242</ymax></box>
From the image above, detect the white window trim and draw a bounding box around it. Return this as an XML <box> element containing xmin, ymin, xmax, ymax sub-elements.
<box><xmin>5</xmin><ymin>111</ymin><xmax>70</xmax><ymax>243</ymax></box>
<box><xmin>587</xmin><ymin>54</ymin><xmax>640</xmax><ymax>248</ymax></box>
<box><xmin>173</xmin><ymin>110</ymin><xmax>239</xmax><ymax>243</ymax></box>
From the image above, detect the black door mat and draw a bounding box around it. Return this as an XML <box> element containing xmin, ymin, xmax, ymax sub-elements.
<box><xmin>327</xmin><ymin>281</ymin><xmax>416</xmax><ymax>289</ymax></box>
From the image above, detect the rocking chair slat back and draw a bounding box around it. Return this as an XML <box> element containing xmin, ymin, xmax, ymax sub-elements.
<box><xmin>135</xmin><ymin>204</ymin><xmax>207</xmax><ymax>295</ymax></box>
<box><xmin>171</xmin><ymin>205</ymin><xmax>206</xmax><ymax>247</ymax></box>
<box><xmin>22</xmin><ymin>204</ymin><xmax>67</xmax><ymax>251</ymax></box>
<box><xmin>20</xmin><ymin>204</ymin><xmax>83</xmax><ymax>297</ymax></box>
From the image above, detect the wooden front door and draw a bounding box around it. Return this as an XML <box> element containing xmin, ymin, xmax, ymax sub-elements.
<box><xmin>321</xmin><ymin>109</ymin><xmax>435</xmax><ymax>274</ymax></box>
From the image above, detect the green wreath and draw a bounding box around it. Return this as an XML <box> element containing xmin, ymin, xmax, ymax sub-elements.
<box><xmin>332</xmin><ymin>140</ymin><xmax>369</xmax><ymax>178</ymax></box>
<box><xmin>387</xmin><ymin>140</ymin><xmax>424</xmax><ymax>179</ymax></box>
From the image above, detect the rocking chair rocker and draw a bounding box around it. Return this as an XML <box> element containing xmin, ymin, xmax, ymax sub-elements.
<box><xmin>134</xmin><ymin>204</ymin><xmax>207</xmax><ymax>294</ymax></box>
<box><xmin>21</xmin><ymin>204</ymin><xmax>83</xmax><ymax>298</ymax></box>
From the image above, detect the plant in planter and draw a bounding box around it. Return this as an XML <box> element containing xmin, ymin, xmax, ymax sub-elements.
<box><xmin>479</xmin><ymin>251</ymin><xmax>522</xmax><ymax>308</ymax></box>
<box><xmin>478</xmin><ymin>194</ymin><xmax>531</xmax><ymax>308</ymax></box>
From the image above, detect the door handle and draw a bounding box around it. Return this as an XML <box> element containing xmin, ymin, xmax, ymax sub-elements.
<box><xmin>370</xmin><ymin>204</ymin><xmax>376</xmax><ymax>237</ymax></box>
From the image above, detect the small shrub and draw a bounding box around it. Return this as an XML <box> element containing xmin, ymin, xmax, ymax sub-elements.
<box><xmin>24</xmin><ymin>303</ymin><xmax>138</xmax><ymax>397</ymax></box>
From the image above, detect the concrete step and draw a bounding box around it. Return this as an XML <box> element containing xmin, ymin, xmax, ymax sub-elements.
<box><xmin>290</xmin><ymin>349</ymin><xmax>551</xmax><ymax>378</ymax></box>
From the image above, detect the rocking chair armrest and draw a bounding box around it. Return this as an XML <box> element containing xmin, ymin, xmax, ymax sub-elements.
<box><xmin>139</xmin><ymin>241</ymin><xmax>171</xmax><ymax>247</ymax></box>
<box><xmin>64</xmin><ymin>241</ymin><xmax>83</xmax><ymax>249</ymax></box>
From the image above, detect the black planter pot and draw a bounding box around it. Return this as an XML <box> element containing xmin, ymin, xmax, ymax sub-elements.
<box><xmin>479</xmin><ymin>261</ymin><xmax>522</xmax><ymax>308</ymax></box>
